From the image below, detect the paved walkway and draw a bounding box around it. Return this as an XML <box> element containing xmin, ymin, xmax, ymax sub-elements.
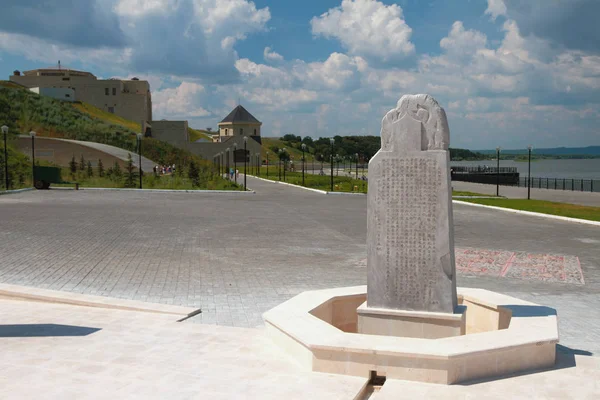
<box><xmin>0</xmin><ymin>176</ymin><xmax>599</xmax><ymax>355</ymax></box>
<box><xmin>0</xmin><ymin>298</ymin><xmax>365</xmax><ymax>399</ymax></box>
<box><xmin>453</xmin><ymin>181</ymin><xmax>600</xmax><ymax>207</ymax></box>
<box><xmin>52</xmin><ymin>137</ymin><xmax>156</xmax><ymax>171</ymax></box>
<box><xmin>1</xmin><ymin>297</ymin><xmax>598</xmax><ymax>399</ymax></box>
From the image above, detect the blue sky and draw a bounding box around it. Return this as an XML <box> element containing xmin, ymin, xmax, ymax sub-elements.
<box><xmin>1</xmin><ymin>0</ymin><xmax>599</xmax><ymax>149</ymax></box>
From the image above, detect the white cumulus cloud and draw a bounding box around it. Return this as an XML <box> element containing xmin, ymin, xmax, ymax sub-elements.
<box><xmin>485</xmin><ymin>0</ymin><xmax>507</xmax><ymax>21</ymax></box>
<box><xmin>310</xmin><ymin>0</ymin><xmax>415</xmax><ymax>63</ymax></box>
<box><xmin>263</xmin><ymin>47</ymin><xmax>284</xmax><ymax>62</ymax></box>
<box><xmin>153</xmin><ymin>82</ymin><xmax>211</xmax><ymax>118</ymax></box>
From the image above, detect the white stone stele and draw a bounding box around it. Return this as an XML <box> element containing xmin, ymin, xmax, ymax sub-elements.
<box><xmin>367</xmin><ymin>94</ymin><xmax>457</xmax><ymax>315</ymax></box>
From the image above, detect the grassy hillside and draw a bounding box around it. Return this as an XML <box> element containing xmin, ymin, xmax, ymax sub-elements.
<box><xmin>0</xmin><ymin>81</ymin><xmax>26</xmax><ymax>90</ymax></box>
<box><xmin>0</xmin><ymin>141</ymin><xmax>34</xmax><ymax>190</ymax></box>
<box><xmin>0</xmin><ymin>82</ymin><xmax>236</xmax><ymax>190</ymax></box>
<box><xmin>73</xmin><ymin>102</ymin><xmax>141</xmax><ymax>132</ymax></box>
<box><xmin>188</xmin><ymin>127</ymin><xmax>213</xmax><ymax>142</ymax></box>
<box><xmin>262</xmin><ymin>137</ymin><xmax>317</xmax><ymax>162</ymax></box>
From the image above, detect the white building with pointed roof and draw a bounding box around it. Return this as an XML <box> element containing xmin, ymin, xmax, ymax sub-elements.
<box><xmin>214</xmin><ymin>105</ymin><xmax>262</xmax><ymax>143</ymax></box>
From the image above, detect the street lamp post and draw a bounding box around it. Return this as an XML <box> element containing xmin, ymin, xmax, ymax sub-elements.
<box><xmin>137</xmin><ymin>133</ymin><xmax>143</xmax><ymax>189</ymax></box>
<box><xmin>233</xmin><ymin>143</ymin><xmax>238</xmax><ymax>184</ymax></box>
<box><xmin>355</xmin><ymin>153</ymin><xmax>358</xmax><ymax>180</ymax></box>
<box><xmin>527</xmin><ymin>145</ymin><xmax>533</xmax><ymax>200</ymax></box>
<box><xmin>266</xmin><ymin>151</ymin><xmax>269</xmax><ymax>178</ymax></box>
<box><xmin>320</xmin><ymin>154</ymin><xmax>324</xmax><ymax>172</ymax></box>
<box><xmin>2</xmin><ymin>125</ymin><xmax>8</xmax><ymax>190</ymax></box>
<box><xmin>336</xmin><ymin>154</ymin><xmax>339</xmax><ymax>176</ymax></box>
<box><xmin>278</xmin><ymin>149</ymin><xmax>282</xmax><ymax>181</ymax></box>
<box><xmin>283</xmin><ymin>148</ymin><xmax>287</xmax><ymax>181</ymax></box>
<box><xmin>496</xmin><ymin>147</ymin><xmax>501</xmax><ymax>196</ymax></box>
<box><xmin>330</xmin><ymin>138</ymin><xmax>334</xmax><ymax>192</ymax></box>
<box><xmin>30</xmin><ymin>131</ymin><xmax>36</xmax><ymax>185</ymax></box>
<box><xmin>226</xmin><ymin>147</ymin><xmax>231</xmax><ymax>179</ymax></box>
<box><xmin>243</xmin><ymin>136</ymin><xmax>248</xmax><ymax>191</ymax></box>
<box><xmin>301</xmin><ymin>143</ymin><xmax>306</xmax><ymax>186</ymax></box>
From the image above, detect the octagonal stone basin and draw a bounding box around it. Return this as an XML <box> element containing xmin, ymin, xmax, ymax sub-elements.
<box><xmin>263</xmin><ymin>286</ymin><xmax>558</xmax><ymax>385</ymax></box>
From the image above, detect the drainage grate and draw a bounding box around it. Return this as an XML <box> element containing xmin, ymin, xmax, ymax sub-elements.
<box><xmin>356</xmin><ymin>371</ymin><xmax>387</xmax><ymax>400</ymax></box>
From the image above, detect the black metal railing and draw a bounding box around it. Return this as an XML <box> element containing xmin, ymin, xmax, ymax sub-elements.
<box><xmin>451</xmin><ymin>166</ymin><xmax>518</xmax><ymax>174</ymax></box>
<box><xmin>512</xmin><ymin>177</ymin><xmax>599</xmax><ymax>193</ymax></box>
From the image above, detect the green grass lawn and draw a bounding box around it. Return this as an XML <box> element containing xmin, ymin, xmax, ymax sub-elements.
<box><xmin>255</xmin><ymin>168</ymin><xmax>498</xmax><ymax>197</ymax></box>
<box><xmin>452</xmin><ymin>190</ymin><xmax>496</xmax><ymax>197</ymax></box>
<box><xmin>458</xmin><ymin>198</ymin><xmax>600</xmax><ymax>222</ymax></box>
<box><xmin>257</xmin><ymin>168</ymin><xmax>367</xmax><ymax>192</ymax></box>
<box><xmin>51</xmin><ymin>168</ymin><xmax>241</xmax><ymax>191</ymax></box>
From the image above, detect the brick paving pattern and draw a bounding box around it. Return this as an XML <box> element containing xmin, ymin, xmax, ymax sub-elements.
<box><xmin>455</xmin><ymin>247</ymin><xmax>584</xmax><ymax>284</ymax></box>
<box><xmin>0</xmin><ymin>176</ymin><xmax>599</xmax><ymax>355</ymax></box>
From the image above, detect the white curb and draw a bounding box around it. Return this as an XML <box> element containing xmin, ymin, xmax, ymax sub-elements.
<box><xmin>248</xmin><ymin>175</ymin><xmax>598</xmax><ymax>226</ymax></box>
<box><xmin>0</xmin><ymin>187</ymin><xmax>34</xmax><ymax>195</ymax></box>
<box><xmin>247</xmin><ymin>175</ymin><xmax>366</xmax><ymax>196</ymax></box>
<box><xmin>79</xmin><ymin>187</ymin><xmax>255</xmax><ymax>194</ymax></box>
<box><xmin>453</xmin><ymin>200</ymin><xmax>600</xmax><ymax>227</ymax></box>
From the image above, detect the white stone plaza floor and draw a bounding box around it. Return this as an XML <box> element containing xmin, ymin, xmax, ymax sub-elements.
<box><xmin>0</xmin><ymin>293</ymin><xmax>598</xmax><ymax>399</ymax></box>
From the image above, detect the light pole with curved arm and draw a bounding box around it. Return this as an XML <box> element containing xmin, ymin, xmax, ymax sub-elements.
<box><xmin>243</xmin><ymin>136</ymin><xmax>248</xmax><ymax>191</ymax></box>
<box><xmin>233</xmin><ymin>143</ymin><xmax>237</xmax><ymax>184</ymax></box>
<box><xmin>2</xmin><ymin>125</ymin><xmax>8</xmax><ymax>190</ymax></box>
<box><xmin>301</xmin><ymin>143</ymin><xmax>306</xmax><ymax>186</ymax></box>
<box><xmin>137</xmin><ymin>133</ymin><xmax>143</xmax><ymax>189</ymax></box>
<box><xmin>330</xmin><ymin>138</ymin><xmax>334</xmax><ymax>192</ymax></box>
<box><xmin>30</xmin><ymin>131</ymin><xmax>36</xmax><ymax>185</ymax></box>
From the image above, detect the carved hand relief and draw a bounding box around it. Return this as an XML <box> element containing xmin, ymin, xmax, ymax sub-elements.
<box><xmin>380</xmin><ymin>94</ymin><xmax>450</xmax><ymax>152</ymax></box>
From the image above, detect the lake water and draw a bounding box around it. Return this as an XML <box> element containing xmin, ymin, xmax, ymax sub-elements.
<box><xmin>450</xmin><ymin>159</ymin><xmax>600</xmax><ymax>179</ymax></box>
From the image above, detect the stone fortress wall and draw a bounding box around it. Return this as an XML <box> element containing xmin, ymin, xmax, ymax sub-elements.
<box><xmin>10</xmin><ymin>69</ymin><xmax>152</xmax><ymax>124</ymax></box>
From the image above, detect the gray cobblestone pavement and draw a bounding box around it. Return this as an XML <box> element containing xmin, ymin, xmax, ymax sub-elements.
<box><xmin>0</xmin><ymin>176</ymin><xmax>599</xmax><ymax>355</ymax></box>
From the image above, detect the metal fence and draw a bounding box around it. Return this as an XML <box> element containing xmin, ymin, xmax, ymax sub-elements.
<box><xmin>451</xmin><ymin>166</ymin><xmax>518</xmax><ymax>174</ymax></box>
<box><xmin>511</xmin><ymin>177</ymin><xmax>599</xmax><ymax>193</ymax></box>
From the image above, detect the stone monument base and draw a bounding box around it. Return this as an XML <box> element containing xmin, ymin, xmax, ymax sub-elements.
<box><xmin>263</xmin><ymin>286</ymin><xmax>558</xmax><ymax>384</ymax></box>
<box><xmin>357</xmin><ymin>303</ymin><xmax>466</xmax><ymax>339</ymax></box>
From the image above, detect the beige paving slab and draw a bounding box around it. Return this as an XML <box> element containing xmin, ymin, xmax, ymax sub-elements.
<box><xmin>0</xmin><ymin>299</ymin><xmax>367</xmax><ymax>399</ymax></box>
<box><xmin>374</xmin><ymin>352</ymin><xmax>600</xmax><ymax>399</ymax></box>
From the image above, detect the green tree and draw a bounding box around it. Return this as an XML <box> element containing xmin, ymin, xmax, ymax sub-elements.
<box><xmin>97</xmin><ymin>159</ymin><xmax>105</xmax><ymax>177</ymax></box>
<box><xmin>86</xmin><ymin>161</ymin><xmax>93</xmax><ymax>177</ymax></box>
<box><xmin>79</xmin><ymin>154</ymin><xmax>86</xmax><ymax>171</ymax></box>
<box><xmin>188</xmin><ymin>160</ymin><xmax>200</xmax><ymax>187</ymax></box>
<box><xmin>301</xmin><ymin>136</ymin><xmax>314</xmax><ymax>147</ymax></box>
<box><xmin>124</xmin><ymin>153</ymin><xmax>136</xmax><ymax>188</ymax></box>
<box><xmin>112</xmin><ymin>161</ymin><xmax>122</xmax><ymax>181</ymax></box>
<box><xmin>69</xmin><ymin>155</ymin><xmax>77</xmax><ymax>175</ymax></box>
